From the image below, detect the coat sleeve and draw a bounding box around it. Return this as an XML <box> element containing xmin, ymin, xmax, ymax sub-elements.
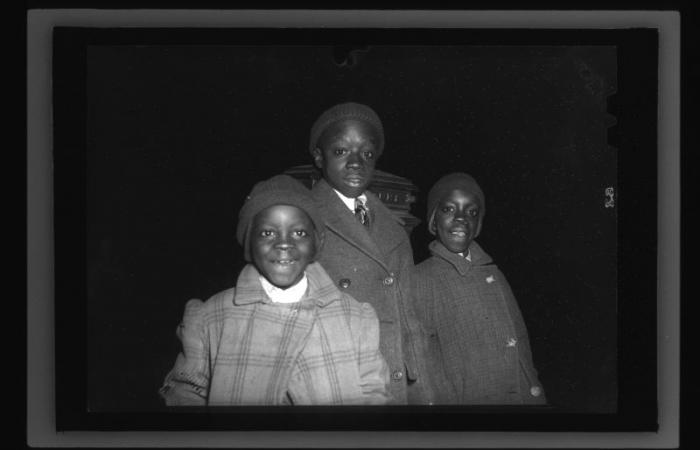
<box><xmin>409</xmin><ymin>264</ymin><xmax>435</xmax><ymax>331</ymax></box>
<box><xmin>495</xmin><ymin>269</ymin><xmax>547</xmax><ymax>405</ymax></box>
<box><xmin>354</xmin><ymin>302</ymin><xmax>392</xmax><ymax>405</ymax></box>
<box><xmin>409</xmin><ymin>265</ymin><xmax>458</xmax><ymax>404</ymax></box>
<box><xmin>159</xmin><ymin>299</ymin><xmax>211</xmax><ymax>406</ymax></box>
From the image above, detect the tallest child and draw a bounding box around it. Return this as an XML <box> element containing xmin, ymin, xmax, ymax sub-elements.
<box><xmin>308</xmin><ymin>102</ymin><xmax>432</xmax><ymax>404</ymax></box>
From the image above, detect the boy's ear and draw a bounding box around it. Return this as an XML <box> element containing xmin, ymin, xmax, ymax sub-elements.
<box><xmin>428</xmin><ymin>213</ymin><xmax>437</xmax><ymax>236</ymax></box>
<box><xmin>312</xmin><ymin>147</ymin><xmax>324</xmax><ymax>169</ymax></box>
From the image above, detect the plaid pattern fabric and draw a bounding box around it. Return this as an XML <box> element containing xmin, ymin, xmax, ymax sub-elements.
<box><xmin>411</xmin><ymin>240</ymin><xmax>546</xmax><ymax>405</ymax></box>
<box><xmin>160</xmin><ymin>262</ymin><xmax>390</xmax><ymax>406</ymax></box>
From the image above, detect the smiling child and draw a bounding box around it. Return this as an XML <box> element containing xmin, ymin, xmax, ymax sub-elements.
<box><xmin>411</xmin><ymin>172</ymin><xmax>546</xmax><ymax>405</ymax></box>
<box><xmin>159</xmin><ymin>175</ymin><xmax>390</xmax><ymax>405</ymax></box>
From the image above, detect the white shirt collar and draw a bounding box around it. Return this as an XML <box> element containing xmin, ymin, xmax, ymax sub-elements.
<box><xmin>332</xmin><ymin>189</ymin><xmax>367</xmax><ymax>212</ymax></box>
<box><xmin>459</xmin><ymin>250</ymin><xmax>472</xmax><ymax>262</ymax></box>
<box><xmin>259</xmin><ymin>273</ymin><xmax>308</xmax><ymax>304</ymax></box>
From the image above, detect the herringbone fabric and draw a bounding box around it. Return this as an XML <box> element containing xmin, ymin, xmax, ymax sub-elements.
<box><xmin>412</xmin><ymin>240</ymin><xmax>546</xmax><ymax>405</ymax></box>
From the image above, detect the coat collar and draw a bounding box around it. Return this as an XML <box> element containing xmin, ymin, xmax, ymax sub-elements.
<box><xmin>428</xmin><ymin>239</ymin><xmax>493</xmax><ymax>276</ymax></box>
<box><xmin>233</xmin><ymin>261</ymin><xmax>342</xmax><ymax>308</ymax></box>
<box><xmin>311</xmin><ymin>178</ymin><xmax>405</xmax><ymax>268</ymax></box>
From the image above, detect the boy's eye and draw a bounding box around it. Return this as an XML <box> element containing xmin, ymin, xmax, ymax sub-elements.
<box><xmin>468</xmin><ymin>209</ymin><xmax>479</xmax><ymax>217</ymax></box>
<box><xmin>260</xmin><ymin>230</ymin><xmax>274</xmax><ymax>237</ymax></box>
<box><xmin>294</xmin><ymin>230</ymin><xmax>309</xmax><ymax>237</ymax></box>
<box><xmin>440</xmin><ymin>206</ymin><xmax>454</xmax><ymax>213</ymax></box>
<box><xmin>363</xmin><ymin>151</ymin><xmax>374</xmax><ymax>159</ymax></box>
<box><xmin>333</xmin><ymin>148</ymin><xmax>348</xmax><ymax>156</ymax></box>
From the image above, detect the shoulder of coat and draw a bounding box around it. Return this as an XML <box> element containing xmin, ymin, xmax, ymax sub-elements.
<box><xmin>197</xmin><ymin>287</ymin><xmax>239</xmax><ymax>316</ymax></box>
<box><xmin>416</xmin><ymin>255</ymin><xmax>448</xmax><ymax>272</ymax></box>
<box><xmin>334</xmin><ymin>291</ymin><xmax>376</xmax><ymax>317</ymax></box>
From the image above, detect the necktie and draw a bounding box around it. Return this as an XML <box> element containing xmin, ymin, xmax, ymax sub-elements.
<box><xmin>354</xmin><ymin>198</ymin><xmax>370</xmax><ymax>227</ymax></box>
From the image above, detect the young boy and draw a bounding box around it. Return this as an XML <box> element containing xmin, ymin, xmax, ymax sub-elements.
<box><xmin>412</xmin><ymin>172</ymin><xmax>546</xmax><ymax>405</ymax></box>
<box><xmin>159</xmin><ymin>175</ymin><xmax>390</xmax><ymax>405</ymax></box>
<box><xmin>308</xmin><ymin>102</ymin><xmax>433</xmax><ymax>404</ymax></box>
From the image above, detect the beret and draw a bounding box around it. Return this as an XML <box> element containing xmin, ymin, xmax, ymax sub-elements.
<box><xmin>308</xmin><ymin>102</ymin><xmax>384</xmax><ymax>156</ymax></box>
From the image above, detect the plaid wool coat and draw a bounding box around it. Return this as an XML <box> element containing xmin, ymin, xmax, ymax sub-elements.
<box><xmin>310</xmin><ymin>179</ymin><xmax>435</xmax><ymax>405</ymax></box>
<box><xmin>411</xmin><ymin>240</ymin><xmax>546</xmax><ymax>405</ymax></box>
<box><xmin>159</xmin><ymin>262</ymin><xmax>390</xmax><ymax>406</ymax></box>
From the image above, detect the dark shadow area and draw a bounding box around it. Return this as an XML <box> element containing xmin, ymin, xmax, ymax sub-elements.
<box><xmin>83</xmin><ymin>43</ymin><xmax>617</xmax><ymax>413</ymax></box>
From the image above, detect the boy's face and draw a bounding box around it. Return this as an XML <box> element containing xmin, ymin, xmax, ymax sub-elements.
<box><xmin>250</xmin><ymin>205</ymin><xmax>317</xmax><ymax>289</ymax></box>
<box><xmin>312</xmin><ymin>119</ymin><xmax>380</xmax><ymax>198</ymax></box>
<box><xmin>432</xmin><ymin>188</ymin><xmax>483</xmax><ymax>254</ymax></box>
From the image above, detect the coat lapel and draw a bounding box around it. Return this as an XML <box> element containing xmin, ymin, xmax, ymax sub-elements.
<box><xmin>365</xmin><ymin>191</ymin><xmax>407</xmax><ymax>259</ymax></box>
<box><xmin>312</xmin><ymin>179</ymin><xmax>387</xmax><ymax>269</ymax></box>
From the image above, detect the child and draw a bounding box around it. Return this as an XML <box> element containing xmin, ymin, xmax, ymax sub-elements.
<box><xmin>159</xmin><ymin>174</ymin><xmax>390</xmax><ymax>405</ymax></box>
<box><xmin>412</xmin><ymin>172</ymin><xmax>546</xmax><ymax>405</ymax></box>
<box><xmin>308</xmin><ymin>102</ymin><xmax>434</xmax><ymax>404</ymax></box>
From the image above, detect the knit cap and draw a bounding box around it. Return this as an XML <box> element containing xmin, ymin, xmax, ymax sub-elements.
<box><xmin>426</xmin><ymin>172</ymin><xmax>485</xmax><ymax>233</ymax></box>
<box><xmin>308</xmin><ymin>102</ymin><xmax>385</xmax><ymax>156</ymax></box>
<box><xmin>236</xmin><ymin>174</ymin><xmax>324</xmax><ymax>262</ymax></box>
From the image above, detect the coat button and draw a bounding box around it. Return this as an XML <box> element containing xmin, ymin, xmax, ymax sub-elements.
<box><xmin>383</xmin><ymin>276</ymin><xmax>395</xmax><ymax>286</ymax></box>
<box><xmin>530</xmin><ymin>386</ymin><xmax>542</xmax><ymax>397</ymax></box>
<box><xmin>506</xmin><ymin>337</ymin><xmax>517</xmax><ymax>347</ymax></box>
<box><xmin>339</xmin><ymin>278</ymin><xmax>351</xmax><ymax>289</ymax></box>
<box><xmin>391</xmin><ymin>370</ymin><xmax>404</xmax><ymax>381</ymax></box>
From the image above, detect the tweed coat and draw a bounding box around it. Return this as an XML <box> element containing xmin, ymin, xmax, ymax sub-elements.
<box><xmin>412</xmin><ymin>240</ymin><xmax>546</xmax><ymax>405</ymax></box>
<box><xmin>159</xmin><ymin>261</ymin><xmax>390</xmax><ymax>406</ymax></box>
<box><xmin>310</xmin><ymin>178</ymin><xmax>434</xmax><ymax>404</ymax></box>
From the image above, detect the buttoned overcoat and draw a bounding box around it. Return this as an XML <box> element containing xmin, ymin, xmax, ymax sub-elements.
<box><xmin>412</xmin><ymin>240</ymin><xmax>546</xmax><ymax>405</ymax></box>
<box><xmin>310</xmin><ymin>179</ymin><xmax>433</xmax><ymax>404</ymax></box>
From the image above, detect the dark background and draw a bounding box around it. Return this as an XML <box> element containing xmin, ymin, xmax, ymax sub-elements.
<box><xmin>83</xmin><ymin>42</ymin><xmax>619</xmax><ymax>413</ymax></box>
